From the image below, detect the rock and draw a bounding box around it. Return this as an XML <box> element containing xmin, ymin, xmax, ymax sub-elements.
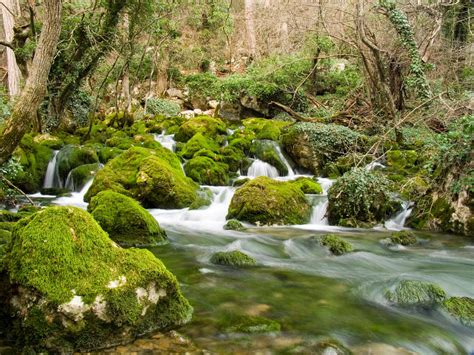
<box><xmin>352</xmin><ymin>343</ymin><xmax>416</xmax><ymax>355</ymax></box>
<box><xmin>175</xmin><ymin>116</ymin><xmax>227</xmax><ymax>142</ymax></box>
<box><xmin>166</xmin><ymin>88</ymin><xmax>184</xmax><ymax>99</ymax></box>
<box><xmin>227</xmin><ymin>176</ymin><xmax>311</xmax><ymax>225</ymax></box>
<box><xmin>0</xmin><ymin>206</ymin><xmax>192</xmax><ymax>352</ymax></box>
<box><xmin>184</xmin><ymin>156</ymin><xmax>229</xmax><ymax>186</ymax></box>
<box><xmin>33</xmin><ymin>134</ymin><xmax>64</xmax><ymax>149</ymax></box>
<box><xmin>328</xmin><ymin>168</ymin><xmax>401</xmax><ymax>227</ymax></box>
<box><xmin>250</xmin><ymin>140</ymin><xmax>288</xmax><ymax>176</ymax></box>
<box><xmin>219</xmin><ymin>314</ymin><xmax>280</xmax><ymax>334</ymax></box>
<box><xmin>85</xmin><ymin>146</ymin><xmax>199</xmax><ymax>209</ymax></box>
<box><xmin>193</xmin><ymin>108</ymin><xmax>203</xmax><ymax>115</ymax></box>
<box><xmin>386</xmin><ymin>280</ymin><xmax>446</xmax><ymax>308</ymax></box>
<box><xmin>243</xmin><ymin>118</ymin><xmax>291</xmax><ymax>141</ymax></box>
<box><xmin>56</xmin><ymin>145</ymin><xmax>99</xmax><ymax>182</ymax></box>
<box><xmin>224</xmin><ymin>220</ymin><xmax>245</xmax><ymax>231</ymax></box>
<box><xmin>179</xmin><ymin>110</ymin><xmax>195</xmax><ymax>119</ymax></box>
<box><xmin>65</xmin><ymin>163</ymin><xmax>101</xmax><ymax>191</ymax></box>
<box><xmin>390</xmin><ymin>231</ymin><xmax>417</xmax><ymax>246</ymax></box>
<box><xmin>217</xmin><ymin>101</ymin><xmax>241</xmax><ymax>121</ymax></box>
<box><xmin>320</xmin><ymin>235</ymin><xmax>353</xmax><ymax>255</ymax></box>
<box><xmin>189</xmin><ymin>188</ymin><xmax>213</xmax><ymax>210</ymax></box>
<box><xmin>88</xmin><ymin>191</ymin><xmax>167</xmax><ymax>246</ymax></box>
<box><xmin>208</xmin><ymin>100</ymin><xmax>219</xmax><ymax>109</ymax></box>
<box><xmin>178</xmin><ymin>133</ymin><xmax>220</xmax><ymax>159</ymax></box>
<box><xmin>210</xmin><ymin>250</ymin><xmax>256</xmax><ymax>267</ymax></box>
<box><xmin>282</xmin><ymin>122</ymin><xmax>364</xmax><ymax>175</ymax></box>
<box><xmin>291</xmin><ymin>177</ymin><xmax>323</xmax><ymax>194</ymax></box>
<box><xmin>442</xmin><ymin>297</ymin><xmax>474</xmax><ymax>326</ymax></box>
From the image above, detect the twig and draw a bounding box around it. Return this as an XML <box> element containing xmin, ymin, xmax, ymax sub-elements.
<box><xmin>0</xmin><ymin>175</ymin><xmax>35</xmax><ymax>205</ymax></box>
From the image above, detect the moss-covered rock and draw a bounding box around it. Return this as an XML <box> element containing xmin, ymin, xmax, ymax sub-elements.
<box><xmin>442</xmin><ymin>297</ymin><xmax>474</xmax><ymax>326</ymax></box>
<box><xmin>33</xmin><ymin>134</ymin><xmax>64</xmax><ymax>149</ymax></box>
<box><xmin>184</xmin><ymin>156</ymin><xmax>229</xmax><ymax>186</ymax></box>
<box><xmin>56</xmin><ymin>145</ymin><xmax>99</xmax><ymax>182</ymax></box>
<box><xmin>390</xmin><ymin>231</ymin><xmax>417</xmax><ymax>246</ymax></box>
<box><xmin>386</xmin><ymin>280</ymin><xmax>446</xmax><ymax>308</ymax></box>
<box><xmin>98</xmin><ymin>147</ymin><xmax>123</xmax><ymax>164</ymax></box>
<box><xmin>386</xmin><ymin>150</ymin><xmax>418</xmax><ymax>173</ymax></box>
<box><xmin>210</xmin><ymin>250</ymin><xmax>256</xmax><ymax>267</ymax></box>
<box><xmin>175</xmin><ymin>116</ymin><xmax>227</xmax><ymax>142</ymax></box>
<box><xmin>85</xmin><ymin>147</ymin><xmax>199</xmax><ymax>209</ymax></box>
<box><xmin>320</xmin><ymin>235</ymin><xmax>353</xmax><ymax>255</ymax></box>
<box><xmin>242</xmin><ymin>118</ymin><xmax>291</xmax><ymax>141</ymax></box>
<box><xmin>224</xmin><ymin>220</ymin><xmax>245</xmax><ymax>231</ymax></box>
<box><xmin>220</xmin><ymin>146</ymin><xmax>249</xmax><ymax>173</ymax></box>
<box><xmin>219</xmin><ymin>314</ymin><xmax>280</xmax><ymax>333</ymax></box>
<box><xmin>189</xmin><ymin>188</ymin><xmax>213</xmax><ymax>210</ymax></box>
<box><xmin>227</xmin><ymin>177</ymin><xmax>311</xmax><ymax>225</ymax></box>
<box><xmin>88</xmin><ymin>191</ymin><xmax>167</xmax><ymax>246</ymax></box>
<box><xmin>179</xmin><ymin>133</ymin><xmax>220</xmax><ymax>160</ymax></box>
<box><xmin>66</xmin><ymin>163</ymin><xmax>101</xmax><ymax>191</ymax></box>
<box><xmin>282</xmin><ymin>122</ymin><xmax>364</xmax><ymax>175</ymax></box>
<box><xmin>290</xmin><ymin>177</ymin><xmax>323</xmax><ymax>194</ymax></box>
<box><xmin>250</xmin><ymin>140</ymin><xmax>288</xmax><ymax>176</ymax></box>
<box><xmin>323</xmin><ymin>152</ymin><xmax>372</xmax><ymax>179</ymax></box>
<box><xmin>0</xmin><ymin>206</ymin><xmax>192</xmax><ymax>352</ymax></box>
<box><xmin>328</xmin><ymin>168</ymin><xmax>400</xmax><ymax>227</ymax></box>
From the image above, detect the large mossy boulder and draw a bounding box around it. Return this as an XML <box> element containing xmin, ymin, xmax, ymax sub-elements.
<box><xmin>0</xmin><ymin>206</ymin><xmax>192</xmax><ymax>352</ymax></box>
<box><xmin>184</xmin><ymin>156</ymin><xmax>229</xmax><ymax>186</ymax></box>
<box><xmin>328</xmin><ymin>168</ymin><xmax>401</xmax><ymax>227</ymax></box>
<box><xmin>57</xmin><ymin>145</ymin><xmax>99</xmax><ymax>182</ymax></box>
<box><xmin>85</xmin><ymin>146</ymin><xmax>199</xmax><ymax>209</ymax></box>
<box><xmin>386</xmin><ymin>280</ymin><xmax>446</xmax><ymax>308</ymax></box>
<box><xmin>88</xmin><ymin>191</ymin><xmax>167</xmax><ymax>246</ymax></box>
<box><xmin>242</xmin><ymin>118</ymin><xmax>291</xmax><ymax>141</ymax></box>
<box><xmin>290</xmin><ymin>177</ymin><xmax>323</xmax><ymax>194</ymax></box>
<box><xmin>175</xmin><ymin>116</ymin><xmax>227</xmax><ymax>142</ymax></box>
<box><xmin>250</xmin><ymin>140</ymin><xmax>288</xmax><ymax>176</ymax></box>
<box><xmin>66</xmin><ymin>163</ymin><xmax>101</xmax><ymax>191</ymax></box>
<box><xmin>227</xmin><ymin>176</ymin><xmax>311</xmax><ymax>225</ymax></box>
<box><xmin>178</xmin><ymin>133</ymin><xmax>220</xmax><ymax>159</ymax></box>
<box><xmin>282</xmin><ymin>122</ymin><xmax>364</xmax><ymax>175</ymax></box>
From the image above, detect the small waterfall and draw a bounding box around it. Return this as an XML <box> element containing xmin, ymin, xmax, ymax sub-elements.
<box><xmin>247</xmin><ymin>160</ymin><xmax>279</xmax><ymax>178</ymax></box>
<box><xmin>385</xmin><ymin>201</ymin><xmax>413</xmax><ymax>231</ymax></box>
<box><xmin>365</xmin><ymin>161</ymin><xmax>385</xmax><ymax>171</ymax></box>
<box><xmin>310</xmin><ymin>200</ymin><xmax>329</xmax><ymax>225</ymax></box>
<box><xmin>154</xmin><ymin>133</ymin><xmax>176</xmax><ymax>152</ymax></box>
<box><xmin>53</xmin><ymin>179</ymin><xmax>94</xmax><ymax>209</ymax></box>
<box><xmin>43</xmin><ymin>151</ymin><xmax>62</xmax><ymax>188</ymax></box>
<box><xmin>273</xmin><ymin>143</ymin><xmax>295</xmax><ymax>177</ymax></box>
<box><xmin>65</xmin><ymin>171</ymin><xmax>74</xmax><ymax>191</ymax></box>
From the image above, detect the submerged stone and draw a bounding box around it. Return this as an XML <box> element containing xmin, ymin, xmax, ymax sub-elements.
<box><xmin>320</xmin><ymin>234</ymin><xmax>353</xmax><ymax>256</ymax></box>
<box><xmin>88</xmin><ymin>191</ymin><xmax>167</xmax><ymax>246</ymax></box>
<box><xmin>210</xmin><ymin>251</ymin><xmax>256</xmax><ymax>267</ymax></box>
<box><xmin>0</xmin><ymin>206</ymin><xmax>192</xmax><ymax>352</ymax></box>
<box><xmin>227</xmin><ymin>176</ymin><xmax>311</xmax><ymax>225</ymax></box>
<box><xmin>386</xmin><ymin>280</ymin><xmax>446</xmax><ymax>308</ymax></box>
<box><xmin>442</xmin><ymin>297</ymin><xmax>474</xmax><ymax>326</ymax></box>
<box><xmin>390</xmin><ymin>231</ymin><xmax>417</xmax><ymax>246</ymax></box>
<box><xmin>219</xmin><ymin>314</ymin><xmax>280</xmax><ymax>333</ymax></box>
<box><xmin>224</xmin><ymin>220</ymin><xmax>245</xmax><ymax>231</ymax></box>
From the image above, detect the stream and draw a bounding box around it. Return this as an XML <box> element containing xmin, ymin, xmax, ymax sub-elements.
<box><xmin>13</xmin><ymin>133</ymin><xmax>474</xmax><ymax>354</ymax></box>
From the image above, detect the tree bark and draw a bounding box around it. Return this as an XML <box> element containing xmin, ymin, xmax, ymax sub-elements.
<box><xmin>0</xmin><ymin>0</ymin><xmax>62</xmax><ymax>165</ymax></box>
<box><xmin>1</xmin><ymin>0</ymin><xmax>21</xmax><ymax>97</ymax></box>
<box><xmin>244</xmin><ymin>0</ymin><xmax>257</xmax><ymax>59</ymax></box>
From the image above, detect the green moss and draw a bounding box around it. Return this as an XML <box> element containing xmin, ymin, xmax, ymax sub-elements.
<box><xmin>98</xmin><ymin>147</ymin><xmax>123</xmax><ymax>164</ymax></box>
<box><xmin>320</xmin><ymin>234</ymin><xmax>353</xmax><ymax>255</ymax></box>
<box><xmin>290</xmin><ymin>177</ymin><xmax>323</xmax><ymax>194</ymax></box>
<box><xmin>328</xmin><ymin>168</ymin><xmax>401</xmax><ymax>227</ymax></box>
<box><xmin>67</xmin><ymin>163</ymin><xmax>101</xmax><ymax>191</ymax></box>
<box><xmin>227</xmin><ymin>176</ymin><xmax>311</xmax><ymax>225</ymax></box>
<box><xmin>386</xmin><ymin>280</ymin><xmax>446</xmax><ymax>308</ymax></box>
<box><xmin>2</xmin><ymin>206</ymin><xmax>192</xmax><ymax>351</ymax></box>
<box><xmin>442</xmin><ymin>297</ymin><xmax>474</xmax><ymax>326</ymax></box>
<box><xmin>219</xmin><ymin>314</ymin><xmax>280</xmax><ymax>333</ymax></box>
<box><xmin>179</xmin><ymin>133</ymin><xmax>220</xmax><ymax>159</ymax></box>
<box><xmin>34</xmin><ymin>134</ymin><xmax>64</xmax><ymax>149</ymax></box>
<box><xmin>210</xmin><ymin>250</ymin><xmax>256</xmax><ymax>267</ymax></box>
<box><xmin>224</xmin><ymin>220</ymin><xmax>245</xmax><ymax>231</ymax></box>
<box><xmin>250</xmin><ymin>140</ymin><xmax>287</xmax><ymax>176</ymax></box>
<box><xmin>242</xmin><ymin>118</ymin><xmax>291</xmax><ymax>141</ymax></box>
<box><xmin>390</xmin><ymin>231</ymin><xmax>417</xmax><ymax>246</ymax></box>
<box><xmin>88</xmin><ymin>191</ymin><xmax>167</xmax><ymax>246</ymax></box>
<box><xmin>56</xmin><ymin>145</ymin><xmax>99</xmax><ymax>181</ymax></box>
<box><xmin>175</xmin><ymin>116</ymin><xmax>227</xmax><ymax>142</ymax></box>
<box><xmin>189</xmin><ymin>188</ymin><xmax>213</xmax><ymax>210</ymax></box>
<box><xmin>323</xmin><ymin>153</ymin><xmax>372</xmax><ymax>178</ymax></box>
<box><xmin>386</xmin><ymin>150</ymin><xmax>419</xmax><ymax>175</ymax></box>
<box><xmin>85</xmin><ymin>147</ymin><xmax>199</xmax><ymax>209</ymax></box>
<box><xmin>220</xmin><ymin>146</ymin><xmax>248</xmax><ymax>173</ymax></box>
<box><xmin>233</xmin><ymin>178</ymin><xmax>250</xmax><ymax>187</ymax></box>
<box><xmin>184</xmin><ymin>156</ymin><xmax>229</xmax><ymax>186</ymax></box>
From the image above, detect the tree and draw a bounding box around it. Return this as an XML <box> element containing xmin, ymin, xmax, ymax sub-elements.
<box><xmin>1</xmin><ymin>0</ymin><xmax>22</xmax><ymax>97</ymax></box>
<box><xmin>0</xmin><ymin>0</ymin><xmax>62</xmax><ymax>165</ymax></box>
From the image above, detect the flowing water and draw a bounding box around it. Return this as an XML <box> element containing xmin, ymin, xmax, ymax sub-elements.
<box><xmin>42</xmin><ymin>150</ymin><xmax>61</xmax><ymax>189</ymax></box>
<box><xmin>15</xmin><ymin>136</ymin><xmax>474</xmax><ymax>353</ymax></box>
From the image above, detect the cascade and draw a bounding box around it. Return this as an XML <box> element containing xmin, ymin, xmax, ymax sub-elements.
<box><xmin>247</xmin><ymin>160</ymin><xmax>279</xmax><ymax>178</ymax></box>
<box><xmin>154</xmin><ymin>133</ymin><xmax>177</xmax><ymax>151</ymax></box>
<box><xmin>385</xmin><ymin>201</ymin><xmax>413</xmax><ymax>230</ymax></box>
<box><xmin>53</xmin><ymin>179</ymin><xmax>94</xmax><ymax>209</ymax></box>
<box><xmin>272</xmin><ymin>142</ymin><xmax>295</xmax><ymax>177</ymax></box>
<box><xmin>43</xmin><ymin>151</ymin><xmax>62</xmax><ymax>189</ymax></box>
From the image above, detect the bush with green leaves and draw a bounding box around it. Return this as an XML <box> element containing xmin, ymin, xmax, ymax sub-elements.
<box><xmin>0</xmin><ymin>157</ymin><xmax>23</xmax><ymax>205</ymax></box>
<box><xmin>146</xmin><ymin>98</ymin><xmax>181</xmax><ymax>117</ymax></box>
<box><xmin>0</xmin><ymin>86</ymin><xmax>11</xmax><ymax>124</ymax></box>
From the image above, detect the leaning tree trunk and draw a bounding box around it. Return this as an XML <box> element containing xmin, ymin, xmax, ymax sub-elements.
<box><xmin>0</xmin><ymin>0</ymin><xmax>62</xmax><ymax>165</ymax></box>
<box><xmin>244</xmin><ymin>0</ymin><xmax>257</xmax><ymax>59</ymax></box>
<box><xmin>1</xmin><ymin>0</ymin><xmax>21</xmax><ymax>97</ymax></box>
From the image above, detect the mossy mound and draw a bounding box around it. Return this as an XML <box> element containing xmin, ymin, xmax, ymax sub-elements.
<box><xmin>386</xmin><ymin>150</ymin><xmax>418</xmax><ymax>174</ymax></box>
<box><xmin>224</xmin><ymin>220</ymin><xmax>245</xmax><ymax>231</ymax></box>
<box><xmin>250</xmin><ymin>140</ymin><xmax>288</xmax><ymax>176</ymax></box>
<box><xmin>88</xmin><ymin>191</ymin><xmax>167</xmax><ymax>246</ymax></box>
<box><xmin>85</xmin><ymin>147</ymin><xmax>199</xmax><ymax>209</ymax></box>
<box><xmin>242</xmin><ymin>118</ymin><xmax>291</xmax><ymax>141</ymax></box>
<box><xmin>291</xmin><ymin>177</ymin><xmax>323</xmax><ymax>194</ymax></box>
<box><xmin>320</xmin><ymin>235</ymin><xmax>353</xmax><ymax>255</ymax></box>
<box><xmin>210</xmin><ymin>250</ymin><xmax>256</xmax><ymax>267</ymax></box>
<box><xmin>282</xmin><ymin>122</ymin><xmax>364</xmax><ymax>175</ymax></box>
<box><xmin>323</xmin><ymin>152</ymin><xmax>372</xmax><ymax>179</ymax></box>
<box><xmin>184</xmin><ymin>156</ymin><xmax>229</xmax><ymax>186</ymax></box>
<box><xmin>227</xmin><ymin>176</ymin><xmax>311</xmax><ymax>225</ymax></box>
<box><xmin>220</xmin><ymin>146</ymin><xmax>249</xmax><ymax>173</ymax></box>
<box><xmin>327</xmin><ymin>168</ymin><xmax>400</xmax><ymax>227</ymax></box>
<box><xmin>98</xmin><ymin>147</ymin><xmax>123</xmax><ymax>164</ymax></box>
<box><xmin>178</xmin><ymin>133</ymin><xmax>220</xmax><ymax>159</ymax></box>
<box><xmin>386</xmin><ymin>280</ymin><xmax>446</xmax><ymax>308</ymax></box>
<box><xmin>175</xmin><ymin>116</ymin><xmax>227</xmax><ymax>142</ymax></box>
<box><xmin>1</xmin><ymin>206</ymin><xmax>192</xmax><ymax>352</ymax></box>
<box><xmin>33</xmin><ymin>134</ymin><xmax>64</xmax><ymax>149</ymax></box>
<box><xmin>56</xmin><ymin>145</ymin><xmax>99</xmax><ymax>182</ymax></box>
<box><xmin>390</xmin><ymin>231</ymin><xmax>417</xmax><ymax>246</ymax></box>
<box><xmin>442</xmin><ymin>297</ymin><xmax>474</xmax><ymax>326</ymax></box>
<box><xmin>66</xmin><ymin>163</ymin><xmax>101</xmax><ymax>191</ymax></box>
<box><xmin>219</xmin><ymin>314</ymin><xmax>280</xmax><ymax>334</ymax></box>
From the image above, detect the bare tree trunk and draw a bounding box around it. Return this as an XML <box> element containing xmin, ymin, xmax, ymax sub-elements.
<box><xmin>1</xmin><ymin>0</ymin><xmax>21</xmax><ymax>97</ymax></box>
<box><xmin>121</xmin><ymin>13</ymin><xmax>131</xmax><ymax>112</ymax></box>
<box><xmin>244</xmin><ymin>0</ymin><xmax>257</xmax><ymax>59</ymax></box>
<box><xmin>0</xmin><ymin>0</ymin><xmax>62</xmax><ymax>165</ymax></box>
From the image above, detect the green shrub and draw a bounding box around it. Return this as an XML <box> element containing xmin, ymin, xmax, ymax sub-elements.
<box><xmin>146</xmin><ymin>98</ymin><xmax>181</xmax><ymax>117</ymax></box>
